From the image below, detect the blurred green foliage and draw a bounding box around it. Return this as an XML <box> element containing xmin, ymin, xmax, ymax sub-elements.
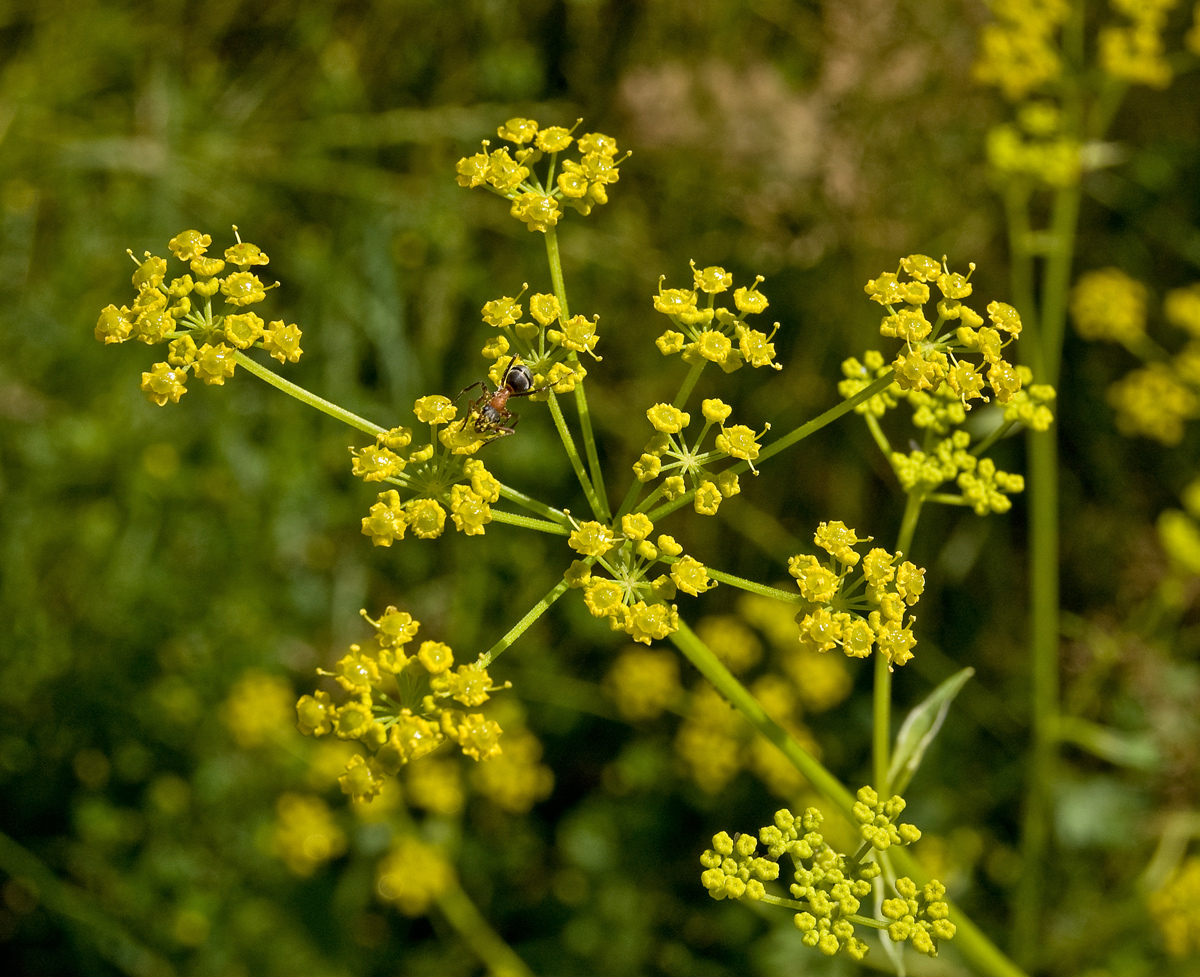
<box><xmin>2</xmin><ymin>1</ymin><xmax>1200</xmax><ymax>975</ymax></box>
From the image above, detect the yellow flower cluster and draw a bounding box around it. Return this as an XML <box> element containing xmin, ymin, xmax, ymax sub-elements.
<box><xmin>1109</xmin><ymin>364</ymin><xmax>1199</xmax><ymax>443</ymax></box>
<box><xmin>1071</xmin><ymin>272</ymin><xmax>1200</xmax><ymax>444</ymax></box>
<box><xmin>986</xmin><ymin>120</ymin><xmax>1080</xmax><ymax>188</ymax></box>
<box><xmin>294</xmin><ymin>607</ymin><xmax>509</xmax><ymax>802</ymax></box>
<box><xmin>222</xmin><ymin>670</ymin><xmax>295</xmax><ymax>749</ymax></box>
<box><xmin>1099</xmin><ymin>0</ymin><xmax>1178</xmax><ymax>89</ymax></box>
<box><xmin>864</xmin><ymin>256</ymin><xmax>1025</xmax><ymax>407</ymax></box>
<box><xmin>564</xmin><ymin>508</ymin><xmax>725</xmax><ymax>644</ymax></box>
<box><xmin>891</xmin><ymin>430</ymin><xmax>1025</xmax><ymax>515</ymax></box>
<box><xmin>468</xmin><ymin>724</ymin><xmax>555</xmax><ymax>814</ymax></box>
<box><xmin>701</xmin><ymin>800</ymin><xmax>952</xmax><ymax>961</ymax></box>
<box><xmin>631</xmin><ymin>398</ymin><xmax>764</xmax><ymax>515</ymax></box>
<box><xmin>1148</xmin><ymin>856</ymin><xmax>1200</xmax><ymax>956</ymax></box>
<box><xmin>652</xmin><ymin>262</ymin><xmax>781</xmax><ymax>373</ymax></box>
<box><xmin>376</xmin><ymin>835</ymin><xmax>454</xmax><ymax>916</ymax></box>
<box><xmin>270</xmin><ymin>793</ymin><xmax>347</xmax><ymax>877</ymax></box>
<box><xmin>95</xmin><ymin>228</ymin><xmax>302</xmax><ymax>407</ymax></box>
<box><xmin>455</xmin><ymin>119</ymin><xmax>623</xmax><ymax>231</ymax></box>
<box><xmin>354</xmin><ymin>415</ymin><xmax>502</xmax><ymax>544</ymax></box>
<box><xmin>973</xmin><ymin>0</ymin><xmax>1070</xmax><ymax>102</ymax></box>
<box><xmin>605</xmin><ymin>646</ymin><xmax>683</xmax><ymax>721</ymax></box>
<box><xmin>789</xmin><ymin>522</ymin><xmax>924</xmax><ymax>668</ymax></box>
<box><xmin>1071</xmin><ymin>267</ymin><xmax>1148</xmax><ymax>343</ymax></box>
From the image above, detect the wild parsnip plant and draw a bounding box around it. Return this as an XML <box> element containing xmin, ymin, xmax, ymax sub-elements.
<box><xmin>95</xmin><ymin>117</ymin><xmax>1054</xmax><ymax>973</ymax></box>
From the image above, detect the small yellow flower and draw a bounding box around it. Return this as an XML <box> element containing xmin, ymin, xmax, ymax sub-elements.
<box><xmin>453</xmin><ymin>713</ymin><xmax>503</xmax><ymax>761</ymax></box>
<box><xmin>262</xmin><ymin>321</ymin><xmax>303</xmax><ymax>363</ymax></box>
<box><xmin>733</xmin><ymin>277</ymin><xmax>769</xmax><ymax>314</ymax></box>
<box><xmin>271</xmin><ymin>793</ymin><xmax>346</xmax><ymax>877</ymax></box>
<box><xmin>296</xmin><ymin>691</ymin><xmax>335</xmax><ymax>736</ymax></box>
<box><xmin>95</xmin><ymin>304</ymin><xmax>133</xmax><ymax>344</ymax></box>
<box><xmin>717</xmin><ymin>470</ymin><xmax>740</xmax><ymax>497</ymax></box>
<box><xmin>694</xmin><ymin>480</ymin><xmax>722</xmax><ymax>515</ymax></box>
<box><xmin>900</xmin><ymin>254</ymin><xmax>942</xmax><ymax>282</ymax></box>
<box><xmin>481</xmin><ymin>293</ymin><xmax>523</xmax><ymax>328</ymax></box>
<box><xmin>413</xmin><ymin>395</ymin><xmax>457</xmax><ymax>425</ymax></box>
<box><xmin>168</xmin><ymin>230</ymin><xmax>211</xmax><ymax>262</ymax></box>
<box><xmin>140</xmin><ymin>363</ymin><xmax>188</xmax><ymax>406</ymax></box>
<box><xmin>569</xmin><ymin>520</ymin><xmax>616</xmax><ymax>557</ymax></box>
<box><xmin>548</xmin><ymin>313</ymin><xmax>601</xmax><ymax>358</ymax></box>
<box><xmin>656</xmin><ymin>330</ymin><xmax>686</xmax><ymax>355</ymax></box>
<box><xmin>654</xmin><ymin>287</ymin><xmax>698</xmax><ymax>317</ymax></box>
<box><xmin>222</xmin><ymin>311</ymin><xmax>265</xmax><ymax>349</ymax></box>
<box><xmin>417</xmin><ymin>640</ymin><xmax>454</xmax><ymax>675</ymax></box>
<box><xmin>406</xmin><ymin>498</ymin><xmax>447</xmax><ymax>539</ymax></box>
<box><xmin>696</xmin><ymin>330</ymin><xmax>734</xmax><ymax>365</ymax></box>
<box><xmin>737</xmin><ymin>323</ymin><xmax>782</xmax><ymax>370</ymax></box>
<box><xmin>510</xmin><ymin>191</ymin><xmax>562</xmax><ymax>233</ymax></box>
<box><xmin>351</xmin><ymin>445</ymin><xmax>405</xmax><ymax>481</ymax></box>
<box><xmin>671</xmin><ymin>555</ymin><xmax>717</xmax><ymax>596</ymax></box>
<box><xmin>584</xmin><ymin>578</ymin><xmax>625</xmax><ymax>617</ymax></box>
<box><xmin>692</xmin><ymin>262</ymin><xmax>733</xmax><ymax>294</ymax></box>
<box><xmin>621</xmin><ymin>513</ymin><xmax>654</xmax><ymax>541</ymax></box>
<box><xmin>362</xmin><ymin>490</ymin><xmax>407</xmax><ymax>546</ymax></box>
<box><xmin>220</xmin><ymin>271</ymin><xmax>267</xmax><ymax>307</ymax></box>
<box><xmin>449</xmin><ymin>484</ymin><xmax>491</xmax><ymax>535</ymax></box>
<box><xmin>192</xmin><ymin>343</ymin><xmax>238</xmax><ymax>385</ymax></box>
<box><xmin>225</xmin><ymin>236</ymin><xmax>270</xmax><ymax>271</ymax></box>
<box><xmin>529</xmin><ymin>292</ymin><xmax>562</xmax><ymax>325</ymax></box>
<box><xmin>663</xmin><ymin>475</ymin><xmax>687</xmax><ymax>500</ymax></box>
<box><xmin>536</xmin><ymin>125</ymin><xmax>574</xmax><ymax>153</ymax></box>
<box><xmin>647</xmin><ymin>403</ymin><xmax>691</xmax><ymax>434</ymax></box>
<box><xmin>191</xmin><ymin>255</ymin><xmax>226</xmax><ymax>278</ymax></box>
<box><xmin>497</xmin><ymin>117</ymin><xmax>539</xmax><ymax>144</ymax></box>
<box><xmin>814</xmin><ymin>521</ymin><xmax>868</xmax><ymax>566</ymax></box>
<box><xmin>789</xmin><ymin>554</ymin><xmax>840</xmax><ymax>603</ymax></box>
<box><xmin>627</xmin><ymin>601</ymin><xmax>680</xmax><ymax>645</ymax></box>
<box><xmin>715</xmin><ymin>423</ymin><xmax>767</xmax><ymax>470</ymax></box>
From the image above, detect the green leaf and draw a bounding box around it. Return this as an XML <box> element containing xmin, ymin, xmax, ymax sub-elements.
<box><xmin>888</xmin><ymin>667</ymin><xmax>974</xmax><ymax>796</ymax></box>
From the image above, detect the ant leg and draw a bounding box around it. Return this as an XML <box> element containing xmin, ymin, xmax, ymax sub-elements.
<box><xmin>456</xmin><ymin>380</ymin><xmax>488</xmax><ymax>403</ymax></box>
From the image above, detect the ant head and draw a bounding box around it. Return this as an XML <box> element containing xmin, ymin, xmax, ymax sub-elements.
<box><xmin>504</xmin><ymin>361</ymin><xmax>534</xmax><ymax>395</ymax></box>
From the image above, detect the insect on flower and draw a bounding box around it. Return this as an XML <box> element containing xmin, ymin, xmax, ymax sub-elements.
<box><xmin>458</xmin><ymin>356</ymin><xmax>565</xmax><ymax>438</ymax></box>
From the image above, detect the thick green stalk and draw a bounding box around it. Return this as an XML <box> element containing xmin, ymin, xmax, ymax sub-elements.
<box><xmin>233</xmin><ymin>351</ymin><xmax>384</xmax><ymax>436</ymax></box>
<box><xmin>436</xmin><ymin>881</ymin><xmax>535</xmax><ymax>977</ymax></box>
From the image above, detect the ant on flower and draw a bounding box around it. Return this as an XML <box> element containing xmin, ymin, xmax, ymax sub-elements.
<box><xmin>458</xmin><ymin>356</ymin><xmax>566</xmax><ymax>439</ymax></box>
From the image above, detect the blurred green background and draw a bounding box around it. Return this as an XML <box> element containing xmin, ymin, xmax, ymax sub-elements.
<box><xmin>2</xmin><ymin>1</ymin><xmax>1200</xmax><ymax>975</ymax></box>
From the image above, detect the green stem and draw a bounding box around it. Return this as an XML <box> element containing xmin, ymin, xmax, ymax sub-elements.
<box><xmin>477</xmin><ymin>574</ymin><xmax>572</xmax><ymax>668</ymax></box>
<box><xmin>972</xmin><ymin>418</ymin><xmax>1017</xmax><ymax>457</ymax></box>
<box><xmin>435</xmin><ymin>881</ymin><xmax>535</xmax><ymax>977</ymax></box>
<box><xmin>233</xmin><ymin>351</ymin><xmax>384</xmax><ymax>436</ymax></box>
<box><xmin>497</xmin><ymin>483</ymin><xmax>570</xmax><ymax>525</ymax></box>
<box><xmin>670</xmin><ymin>620</ymin><xmax>855</xmax><ymax>813</ymax></box>
<box><xmin>546</xmin><ymin>391</ymin><xmax>605</xmax><ymax>521</ymax></box>
<box><xmin>688</xmin><ymin>563</ymin><xmax>802</xmax><ymax>603</ymax></box>
<box><xmin>874</xmin><ymin>493</ymin><xmax>924</xmax><ymax>795</ymax></box>
<box><xmin>488</xmin><ymin>510</ymin><xmax>570</xmax><ymax>534</ymax></box>
<box><xmin>674</xmin><ymin>358</ymin><xmax>706</xmax><ymax>408</ymax></box>
<box><xmin>544</xmin><ymin>226</ymin><xmax>610</xmax><ymax>520</ymax></box>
